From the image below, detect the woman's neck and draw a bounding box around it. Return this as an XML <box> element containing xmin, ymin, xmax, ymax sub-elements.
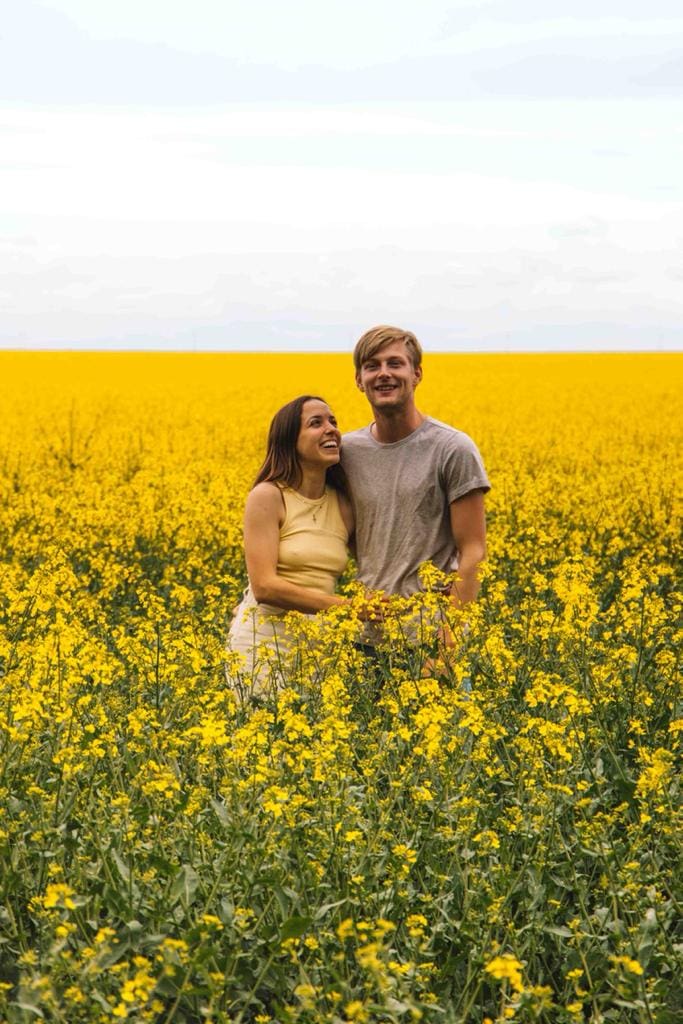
<box><xmin>296</xmin><ymin>467</ymin><xmax>327</xmax><ymax>499</ymax></box>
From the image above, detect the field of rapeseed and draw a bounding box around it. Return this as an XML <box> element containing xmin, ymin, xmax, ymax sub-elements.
<box><xmin>0</xmin><ymin>351</ymin><xmax>680</xmax><ymax>1024</ymax></box>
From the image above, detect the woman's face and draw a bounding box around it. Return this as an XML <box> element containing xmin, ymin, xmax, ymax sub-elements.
<box><xmin>296</xmin><ymin>399</ymin><xmax>341</xmax><ymax>469</ymax></box>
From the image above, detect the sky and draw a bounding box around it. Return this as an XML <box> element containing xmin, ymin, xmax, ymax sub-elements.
<box><xmin>1</xmin><ymin>0</ymin><xmax>683</xmax><ymax>352</ymax></box>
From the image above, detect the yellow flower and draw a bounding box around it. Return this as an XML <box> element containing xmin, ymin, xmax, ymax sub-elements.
<box><xmin>392</xmin><ymin>843</ymin><xmax>417</xmax><ymax>863</ymax></box>
<box><xmin>42</xmin><ymin>883</ymin><xmax>76</xmax><ymax>911</ymax></box>
<box><xmin>485</xmin><ymin>954</ymin><xmax>524</xmax><ymax>993</ymax></box>
<box><xmin>406</xmin><ymin>913</ymin><xmax>428</xmax><ymax>938</ymax></box>
<box><xmin>294</xmin><ymin>983</ymin><xmax>318</xmax><ymax>1008</ymax></box>
<box><xmin>636</xmin><ymin>748</ymin><xmax>674</xmax><ymax>798</ymax></box>
<box><xmin>611</xmin><ymin>955</ymin><xmax>644</xmax><ymax>976</ymax></box>
<box><xmin>337</xmin><ymin>918</ymin><xmax>355</xmax><ymax>941</ymax></box>
<box><xmin>200</xmin><ymin>913</ymin><xmax>223</xmax><ymax>929</ymax></box>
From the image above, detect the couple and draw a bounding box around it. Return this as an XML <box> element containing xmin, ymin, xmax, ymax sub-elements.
<box><xmin>228</xmin><ymin>324</ymin><xmax>490</xmax><ymax>694</ymax></box>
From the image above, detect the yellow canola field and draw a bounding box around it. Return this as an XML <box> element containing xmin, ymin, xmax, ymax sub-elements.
<box><xmin>0</xmin><ymin>351</ymin><xmax>681</xmax><ymax>1024</ymax></box>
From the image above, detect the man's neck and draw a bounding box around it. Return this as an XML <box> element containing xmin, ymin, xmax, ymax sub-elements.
<box><xmin>370</xmin><ymin>407</ymin><xmax>425</xmax><ymax>444</ymax></box>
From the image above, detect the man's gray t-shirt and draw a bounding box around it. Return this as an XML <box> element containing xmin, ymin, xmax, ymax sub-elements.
<box><xmin>341</xmin><ymin>417</ymin><xmax>490</xmax><ymax>596</ymax></box>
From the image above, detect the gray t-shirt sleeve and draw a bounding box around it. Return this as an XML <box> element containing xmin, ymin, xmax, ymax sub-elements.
<box><xmin>441</xmin><ymin>432</ymin><xmax>491</xmax><ymax>504</ymax></box>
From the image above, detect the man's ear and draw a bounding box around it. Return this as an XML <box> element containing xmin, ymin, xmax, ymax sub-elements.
<box><xmin>414</xmin><ymin>365</ymin><xmax>423</xmax><ymax>387</ymax></box>
<box><xmin>356</xmin><ymin>373</ymin><xmax>365</xmax><ymax>392</ymax></box>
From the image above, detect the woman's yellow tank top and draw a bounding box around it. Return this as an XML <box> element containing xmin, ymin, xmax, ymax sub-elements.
<box><xmin>276</xmin><ymin>485</ymin><xmax>349</xmax><ymax>594</ymax></box>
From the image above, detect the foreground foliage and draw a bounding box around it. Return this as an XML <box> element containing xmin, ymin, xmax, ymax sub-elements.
<box><xmin>0</xmin><ymin>352</ymin><xmax>681</xmax><ymax>1023</ymax></box>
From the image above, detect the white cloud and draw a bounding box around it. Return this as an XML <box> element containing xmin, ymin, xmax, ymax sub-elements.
<box><xmin>5</xmin><ymin>2</ymin><xmax>683</xmax><ymax>103</ymax></box>
<box><xmin>1</xmin><ymin>3</ymin><xmax>682</xmax><ymax>349</ymax></box>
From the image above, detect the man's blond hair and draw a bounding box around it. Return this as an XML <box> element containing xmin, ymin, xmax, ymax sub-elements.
<box><xmin>353</xmin><ymin>325</ymin><xmax>423</xmax><ymax>373</ymax></box>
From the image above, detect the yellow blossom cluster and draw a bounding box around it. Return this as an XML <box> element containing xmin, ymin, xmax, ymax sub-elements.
<box><xmin>0</xmin><ymin>351</ymin><xmax>680</xmax><ymax>1023</ymax></box>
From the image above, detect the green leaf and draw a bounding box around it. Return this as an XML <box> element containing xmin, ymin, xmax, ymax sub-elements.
<box><xmin>92</xmin><ymin>992</ymin><xmax>115</xmax><ymax>1012</ymax></box>
<box><xmin>272</xmin><ymin>884</ymin><xmax>290</xmax><ymax>917</ymax></box>
<box><xmin>543</xmin><ymin>925</ymin><xmax>574</xmax><ymax>937</ymax></box>
<box><xmin>111</xmin><ymin>849</ymin><xmax>131</xmax><ymax>884</ymax></box>
<box><xmin>12</xmin><ymin>999</ymin><xmax>44</xmax><ymax>1018</ymax></box>
<box><xmin>314</xmin><ymin>898</ymin><xmax>348</xmax><ymax>919</ymax></box>
<box><xmin>641</xmin><ymin>907</ymin><xmax>658</xmax><ymax>933</ymax></box>
<box><xmin>211</xmin><ymin>798</ymin><xmax>230</xmax><ymax>827</ymax></box>
<box><xmin>170</xmin><ymin>864</ymin><xmax>200</xmax><ymax>906</ymax></box>
<box><xmin>279</xmin><ymin>914</ymin><xmax>311</xmax><ymax>941</ymax></box>
<box><xmin>99</xmin><ymin>943</ymin><xmax>128</xmax><ymax>969</ymax></box>
<box><xmin>386</xmin><ymin>997</ymin><xmax>411</xmax><ymax>1013</ymax></box>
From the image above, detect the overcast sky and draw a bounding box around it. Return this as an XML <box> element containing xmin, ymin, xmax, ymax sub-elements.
<box><xmin>2</xmin><ymin>0</ymin><xmax>682</xmax><ymax>351</ymax></box>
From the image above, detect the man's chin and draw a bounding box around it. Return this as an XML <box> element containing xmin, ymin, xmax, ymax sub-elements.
<box><xmin>371</xmin><ymin>393</ymin><xmax>401</xmax><ymax>408</ymax></box>
<box><xmin>370</xmin><ymin>393</ymin><xmax>403</xmax><ymax>409</ymax></box>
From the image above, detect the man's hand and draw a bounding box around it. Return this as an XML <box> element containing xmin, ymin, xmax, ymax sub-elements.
<box><xmin>356</xmin><ymin>591</ymin><xmax>391</xmax><ymax>622</ymax></box>
<box><xmin>421</xmin><ymin>645</ymin><xmax>458</xmax><ymax>679</ymax></box>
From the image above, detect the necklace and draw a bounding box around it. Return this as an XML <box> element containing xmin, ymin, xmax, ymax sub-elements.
<box><xmin>295</xmin><ymin>489</ymin><xmax>327</xmax><ymax>523</ymax></box>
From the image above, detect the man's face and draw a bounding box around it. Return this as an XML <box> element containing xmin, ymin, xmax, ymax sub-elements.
<box><xmin>356</xmin><ymin>340</ymin><xmax>422</xmax><ymax>412</ymax></box>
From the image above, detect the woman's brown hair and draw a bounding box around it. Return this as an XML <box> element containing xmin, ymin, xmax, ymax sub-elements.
<box><xmin>252</xmin><ymin>395</ymin><xmax>348</xmax><ymax>495</ymax></box>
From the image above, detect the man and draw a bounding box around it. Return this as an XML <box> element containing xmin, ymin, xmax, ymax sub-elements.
<box><xmin>342</xmin><ymin>325</ymin><xmax>490</xmax><ymax>647</ymax></box>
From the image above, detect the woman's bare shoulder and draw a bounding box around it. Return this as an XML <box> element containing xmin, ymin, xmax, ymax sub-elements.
<box><xmin>246</xmin><ymin>481</ymin><xmax>286</xmax><ymax>518</ymax></box>
<box><xmin>249</xmin><ymin>481</ymin><xmax>283</xmax><ymax>500</ymax></box>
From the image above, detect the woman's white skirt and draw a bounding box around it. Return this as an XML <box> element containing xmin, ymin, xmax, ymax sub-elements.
<box><xmin>226</xmin><ymin>593</ymin><xmax>315</xmax><ymax>700</ymax></box>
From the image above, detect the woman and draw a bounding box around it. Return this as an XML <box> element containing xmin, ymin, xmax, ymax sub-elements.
<box><xmin>227</xmin><ymin>395</ymin><xmax>354</xmax><ymax>696</ymax></box>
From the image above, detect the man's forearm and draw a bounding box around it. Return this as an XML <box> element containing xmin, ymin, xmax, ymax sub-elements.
<box><xmin>439</xmin><ymin>552</ymin><xmax>484</xmax><ymax>648</ymax></box>
<box><xmin>449</xmin><ymin>560</ymin><xmax>481</xmax><ymax>609</ymax></box>
<box><xmin>449</xmin><ymin>542</ymin><xmax>485</xmax><ymax>608</ymax></box>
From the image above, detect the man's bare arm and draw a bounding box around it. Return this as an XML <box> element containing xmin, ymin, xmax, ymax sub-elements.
<box><xmin>439</xmin><ymin>490</ymin><xmax>487</xmax><ymax>648</ymax></box>
<box><xmin>449</xmin><ymin>489</ymin><xmax>487</xmax><ymax>607</ymax></box>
